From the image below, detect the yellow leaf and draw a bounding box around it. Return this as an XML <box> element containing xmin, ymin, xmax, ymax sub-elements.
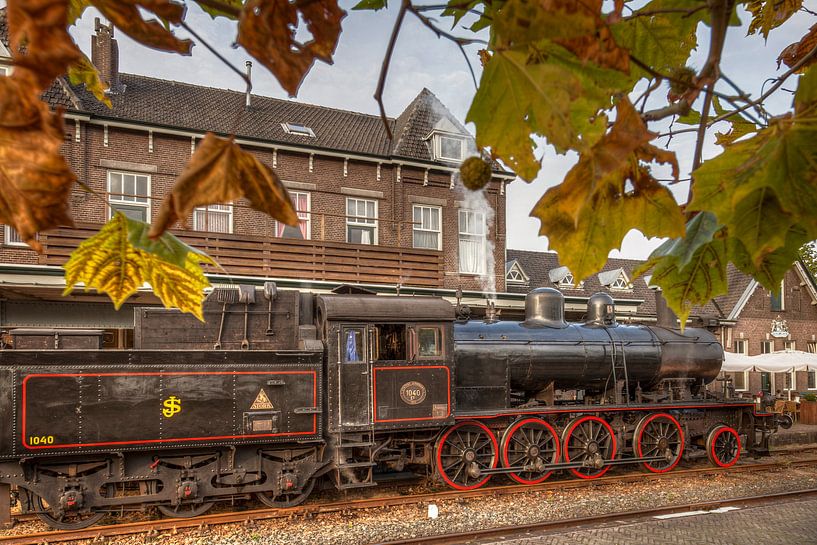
<box><xmin>91</xmin><ymin>0</ymin><xmax>193</xmax><ymax>55</ymax></box>
<box><xmin>68</xmin><ymin>53</ymin><xmax>112</xmax><ymax>108</ymax></box>
<box><xmin>150</xmin><ymin>133</ymin><xmax>298</xmax><ymax>238</ymax></box>
<box><xmin>65</xmin><ymin>214</ymin><xmax>214</xmax><ymax>320</ymax></box>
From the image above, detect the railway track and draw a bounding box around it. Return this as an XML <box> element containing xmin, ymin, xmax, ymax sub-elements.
<box><xmin>3</xmin><ymin>457</ymin><xmax>816</xmax><ymax>545</ymax></box>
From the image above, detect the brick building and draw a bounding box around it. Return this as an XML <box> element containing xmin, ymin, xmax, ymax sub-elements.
<box><xmin>505</xmin><ymin>250</ymin><xmax>817</xmax><ymax>396</ymax></box>
<box><xmin>0</xmin><ymin>14</ymin><xmax>515</xmax><ymax>339</ymax></box>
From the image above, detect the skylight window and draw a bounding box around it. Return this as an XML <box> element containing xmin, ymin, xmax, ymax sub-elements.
<box><xmin>282</xmin><ymin>122</ymin><xmax>316</xmax><ymax>137</ymax></box>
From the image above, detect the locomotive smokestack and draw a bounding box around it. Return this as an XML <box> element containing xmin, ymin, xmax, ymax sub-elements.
<box><xmin>586</xmin><ymin>293</ymin><xmax>616</xmax><ymax>326</ymax></box>
<box><xmin>522</xmin><ymin>288</ymin><xmax>567</xmax><ymax>328</ymax></box>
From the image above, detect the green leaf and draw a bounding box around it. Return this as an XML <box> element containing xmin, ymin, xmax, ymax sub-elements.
<box><xmin>467</xmin><ymin>44</ymin><xmax>628</xmax><ymax>180</ymax></box>
<box><xmin>352</xmin><ymin>0</ymin><xmax>387</xmax><ymax>11</ymax></box>
<box><xmin>711</xmin><ymin>97</ymin><xmax>757</xmax><ymax>147</ymax></box>
<box><xmin>493</xmin><ymin>0</ymin><xmax>596</xmax><ymax>48</ymax></box>
<box><xmin>637</xmin><ymin>213</ymin><xmax>729</xmax><ymax>326</ymax></box>
<box><xmin>676</xmin><ymin>108</ymin><xmax>701</xmax><ymax>126</ymax></box>
<box><xmin>64</xmin><ymin>213</ymin><xmax>215</xmax><ymax>320</ymax></box>
<box><xmin>68</xmin><ymin>0</ymin><xmax>92</xmax><ymax>25</ymax></box>
<box><xmin>610</xmin><ymin>0</ymin><xmax>705</xmax><ymax>77</ymax></box>
<box><xmin>729</xmin><ymin>226</ymin><xmax>810</xmax><ymax>291</ymax></box>
<box><xmin>194</xmin><ymin>0</ymin><xmax>244</xmax><ymax>19</ymax></box>
<box><xmin>68</xmin><ymin>54</ymin><xmax>111</xmax><ymax>108</ymax></box>
<box><xmin>795</xmin><ymin>65</ymin><xmax>817</xmax><ymax>114</ymax></box>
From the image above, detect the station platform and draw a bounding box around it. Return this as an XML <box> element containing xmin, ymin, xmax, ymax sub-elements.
<box><xmin>770</xmin><ymin>423</ymin><xmax>817</xmax><ymax>449</ymax></box>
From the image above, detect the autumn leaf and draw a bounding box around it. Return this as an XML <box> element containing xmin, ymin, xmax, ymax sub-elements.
<box><xmin>747</xmin><ymin>0</ymin><xmax>802</xmax><ymax>39</ymax></box>
<box><xmin>778</xmin><ymin>23</ymin><xmax>817</xmax><ymax>71</ymax></box>
<box><xmin>729</xmin><ymin>226</ymin><xmax>810</xmax><ymax>292</ymax></box>
<box><xmin>353</xmin><ymin>0</ymin><xmax>388</xmax><ymax>11</ymax></box>
<box><xmin>492</xmin><ymin>0</ymin><xmax>597</xmax><ymax>49</ymax></box>
<box><xmin>636</xmin><ymin>212</ymin><xmax>729</xmax><ymax>326</ymax></box>
<box><xmin>710</xmin><ymin>97</ymin><xmax>757</xmax><ymax>147</ymax></box>
<box><xmin>64</xmin><ymin>213</ymin><xmax>215</xmax><ymax>320</ymax></box>
<box><xmin>238</xmin><ymin>0</ymin><xmax>346</xmax><ymax>96</ymax></box>
<box><xmin>467</xmin><ymin>44</ymin><xmax>629</xmax><ymax>180</ymax></box>
<box><xmin>68</xmin><ymin>53</ymin><xmax>112</xmax><ymax>107</ymax></box>
<box><xmin>91</xmin><ymin>0</ymin><xmax>193</xmax><ymax>55</ymax></box>
<box><xmin>150</xmin><ymin>133</ymin><xmax>298</xmax><ymax>238</ymax></box>
<box><xmin>7</xmin><ymin>0</ymin><xmax>83</xmax><ymax>91</ymax></box>
<box><xmin>0</xmin><ymin>76</ymin><xmax>75</xmax><ymax>251</ymax></box>
<box><xmin>68</xmin><ymin>0</ymin><xmax>92</xmax><ymax>25</ymax></box>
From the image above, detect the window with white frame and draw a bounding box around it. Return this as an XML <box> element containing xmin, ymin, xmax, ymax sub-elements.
<box><xmin>808</xmin><ymin>341</ymin><xmax>817</xmax><ymax>354</ymax></box>
<box><xmin>506</xmin><ymin>263</ymin><xmax>527</xmax><ymax>284</ymax></box>
<box><xmin>808</xmin><ymin>370</ymin><xmax>817</xmax><ymax>390</ymax></box>
<box><xmin>458</xmin><ymin>209</ymin><xmax>486</xmax><ymax>275</ymax></box>
<box><xmin>760</xmin><ymin>340</ymin><xmax>773</xmax><ymax>354</ymax></box>
<box><xmin>412</xmin><ymin>205</ymin><xmax>441</xmax><ymax>250</ymax></box>
<box><xmin>785</xmin><ymin>340</ymin><xmax>796</xmax><ymax>351</ymax></box>
<box><xmin>0</xmin><ymin>66</ymin><xmax>8</xmax><ymax>76</ymax></box>
<box><xmin>732</xmin><ymin>371</ymin><xmax>749</xmax><ymax>391</ymax></box>
<box><xmin>784</xmin><ymin>370</ymin><xmax>795</xmax><ymax>391</ymax></box>
<box><xmin>734</xmin><ymin>339</ymin><xmax>748</xmax><ymax>354</ymax></box>
<box><xmin>281</xmin><ymin>122</ymin><xmax>315</xmax><ymax>138</ymax></box>
<box><xmin>435</xmin><ymin>134</ymin><xmax>465</xmax><ymax>162</ymax></box>
<box><xmin>276</xmin><ymin>191</ymin><xmax>311</xmax><ymax>239</ymax></box>
<box><xmin>193</xmin><ymin>203</ymin><xmax>232</xmax><ymax>233</ymax></box>
<box><xmin>346</xmin><ymin>198</ymin><xmax>377</xmax><ymax>245</ymax></box>
<box><xmin>108</xmin><ymin>171</ymin><xmax>150</xmax><ymax>222</ymax></box>
<box><xmin>610</xmin><ymin>274</ymin><xmax>630</xmax><ymax>290</ymax></box>
<box><xmin>3</xmin><ymin>225</ymin><xmax>34</xmax><ymax>247</ymax></box>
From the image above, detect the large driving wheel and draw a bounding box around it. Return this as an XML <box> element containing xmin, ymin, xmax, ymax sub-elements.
<box><xmin>563</xmin><ymin>415</ymin><xmax>616</xmax><ymax>479</ymax></box>
<box><xmin>33</xmin><ymin>493</ymin><xmax>105</xmax><ymax>530</ymax></box>
<box><xmin>706</xmin><ymin>425</ymin><xmax>741</xmax><ymax>468</ymax></box>
<box><xmin>435</xmin><ymin>421</ymin><xmax>497</xmax><ymax>490</ymax></box>
<box><xmin>255</xmin><ymin>478</ymin><xmax>315</xmax><ymax>508</ymax></box>
<box><xmin>157</xmin><ymin>501</ymin><xmax>214</xmax><ymax>519</ymax></box>
<box><xmin>500</xmin><ymin>417</ymin><xmax>560</xmax><ymax>484</ymax></box>
<box><xmin>634</xmin><ymin>413</ymin><xmax>684</xmax><ymax>473</ymax></box>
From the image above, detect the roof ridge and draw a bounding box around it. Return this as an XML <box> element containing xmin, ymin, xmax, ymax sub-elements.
<box><xmin>117</xmin><ymin>72</ymin><xmax>396</xmax><ymax>123</ymax></box>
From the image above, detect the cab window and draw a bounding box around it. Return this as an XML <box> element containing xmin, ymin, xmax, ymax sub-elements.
<box><xmin>343</xmin><ymin>327</ymin><xmax>365</xmax><ymax>363</ymax></box>
<box><xmin>417</xmin><ymin>327</ymin><xmax>442</xmax><ymax>358</ymax></box>
<box><xmin>374</xmin><ymin>324</ymin><xmax>407</xmax><ymax>361</ymax></box>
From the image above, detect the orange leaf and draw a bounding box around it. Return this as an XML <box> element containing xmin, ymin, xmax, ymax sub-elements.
<box><xmin>548</xmin><ymin>0</ymin><xmax>629</xmax><ymax>73</ymax></box>
<box><xmin>7</xmin><ymin>0</ymin><xmax>83</xmax><ymax>91</ymax></box>
<box><xmin>149</xmin><ymin>133</ymin><xmax>298</xmax><ymax>239</ymax></box>
<box><xmin>0</xmin><ymin>77</ymin><xmax>75</xmax><ymax>251</ymax></box>
<box><xmin>91</xmin><ymin>0</ymin><xmax>193</xmax><ymax>55</ymax></box>
<box><xmin>238</xmin><ymin>0</ymin><xmax>346</xmax><ymax>96</ymax></box>
<box><xmin>778</xmin><ymin>23</ymin><xmax>817</xmax><ymax>72</ymax></box>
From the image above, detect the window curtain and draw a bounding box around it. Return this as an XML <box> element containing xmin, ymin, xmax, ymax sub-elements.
<box><xmin>459</xmin><ymin>235</ymin><xmax>484</xmax><ymax>274</ymax></box>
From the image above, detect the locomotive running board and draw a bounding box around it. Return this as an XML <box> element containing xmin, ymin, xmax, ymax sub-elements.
<box><xmin>480</xmin><ymin>455</ymin><xmax>668</xmax><ymax>475</ymax></box>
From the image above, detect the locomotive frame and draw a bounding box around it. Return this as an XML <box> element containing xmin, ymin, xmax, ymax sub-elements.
<box><xmin>0</xmin><ymin>285</ymin><xmax>780</xmax><ymax>529</ymax></box>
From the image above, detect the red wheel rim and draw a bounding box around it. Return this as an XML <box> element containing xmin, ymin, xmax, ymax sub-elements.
<box><xmin>635</xmin><ymin>413</ymin><xmax>684</xmax><ymax>474</ymax></box>
<box><xmin>501</xmin><ymin>418</ymin><xmax>560</xmax><ymax>485</ymax></box>
<box><xmin>710</xmin><ymin>426</ymin><xmax>741</xmax><ymax>468</ymax></box>
<box><xmin>435</xmin><ymin>421</ymin><xmax>498</xmax><ymax>490</ymax></box>
<box><xmin>563</xmin><ymin>415</ymin><xmax>616</xmax><ymax>479</ymax></box>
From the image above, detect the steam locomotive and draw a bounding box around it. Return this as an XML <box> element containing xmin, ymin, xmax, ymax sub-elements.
<box><xmin>0</xmin><ymin>286</ymin><xmax>778</xmax><ymax>529</ymax></box>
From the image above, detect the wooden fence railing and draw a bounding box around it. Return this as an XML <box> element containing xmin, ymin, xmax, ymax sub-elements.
<box><xmin>38</xmin><ymin>224</ymin><xmax>445</xmax><ymax>288</ymax></box>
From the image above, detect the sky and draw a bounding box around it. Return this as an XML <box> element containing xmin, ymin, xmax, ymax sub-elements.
<box><xmin>3</xmin><ymin>1</ymin><xmax>813</xmax><ymax>258</ymax></box>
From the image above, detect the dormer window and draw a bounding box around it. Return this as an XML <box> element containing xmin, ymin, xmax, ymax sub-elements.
<box><xmin>598</xmin><ymin>268</ymin><xmax>631</xmax><ymax>290</ymax></box>
<box><xmin>282</xmin><ymin>122</ymin><xmax>315</xmax><ymax>138</ymax></box>
<box><xmin>436</xmin><ymin>134</ymin><xmax>465</xmax><ymax>162</ymax></box>
<box><xmin>505</xmin><ymin>260</ymin><xmax>529</xmax><ymax>285</ymax></box>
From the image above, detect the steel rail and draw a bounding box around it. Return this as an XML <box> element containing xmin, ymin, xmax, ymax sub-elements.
<box><xmin>2</xmin><ymin>457</ymin><xmax>816</xmax><ymax>545</ymax></box>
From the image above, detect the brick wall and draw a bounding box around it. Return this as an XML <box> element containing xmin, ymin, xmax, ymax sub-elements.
<box><xmin>0</xmin><ymin>121</ymin><xmax>509</xmax><ymax>293</ymax></box>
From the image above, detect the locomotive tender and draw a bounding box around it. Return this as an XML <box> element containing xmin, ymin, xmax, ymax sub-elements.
<box><xmin>0</xmin><ymin>286</ymin><xmax>778</xmax><ymax>528</ymax></box>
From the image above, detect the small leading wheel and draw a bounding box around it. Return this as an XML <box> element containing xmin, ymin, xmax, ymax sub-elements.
<box><xmin>706</xmin><ymin>425</ymin><xmax>741</xmax><ymax>468</ymax></box>
<box><xmin>33</xmin><ymin>494</ymin><xmax>105</xmax><ymax>530</ymax></box>
<box><xmin>157</xmin><ymin>501</ymin><xmax>214</xmax><ymax>519</ymax></box>
<box><xmin>255</xmin><ymin>478</ymin><xmax>315</xmax><ymax>508</ymax></box>
<box><xmin>563</xmin><ymin>415</ymin><xmax>617</xmax><ymax>479</ymax></box>
<box><xmin>435</xmin><ymin>420</ymin><xmax>498</xmax><ymax>490</ymax></box>
<box><xmin>500</xmin><ymin>417</ymin><xmax>560</xmax><ymax>484</ymax></box>
<box><xmin>634</xmin><ymin>413</ymin><xmax>684</xmax><ymax>473</ymax></box>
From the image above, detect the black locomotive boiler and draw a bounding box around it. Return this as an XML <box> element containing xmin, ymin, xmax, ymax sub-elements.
<box><xmin>0</xmin><ymin>286</ymin><xmax>779</xmax><ymax>529</ymax></box>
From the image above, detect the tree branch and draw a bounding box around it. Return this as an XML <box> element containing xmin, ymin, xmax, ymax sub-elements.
<box><xmin>374</xmin><ymin>0</ymin><xmax>410</xmax><ymax>141</ymax></box>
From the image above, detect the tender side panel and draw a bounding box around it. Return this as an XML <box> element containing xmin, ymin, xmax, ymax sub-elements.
<box><xmin>0</xmin><ymin>369</ymin><xmax>14</xmax><ymax>457</ymax></box>
<box><xmin>372</xmin><ymin>366</ymin><xmax>452</xmax><ymax>424</ymax></box>
<box><xmin>18</xmin><ymin>367</ymin><xmax>321</xmax><ymax>454</ymax></box>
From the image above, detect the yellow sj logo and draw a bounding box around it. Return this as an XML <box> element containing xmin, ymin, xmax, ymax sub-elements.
<box><xmin>162</xmin><ymin>396</ymin><xmax>182</xmax><ymax>418</ymax></box>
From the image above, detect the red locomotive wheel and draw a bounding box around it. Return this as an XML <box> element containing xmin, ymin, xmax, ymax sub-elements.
<box><xmin>435</xmin><ymin>421</ymin><xmax>498</xmax><ymax>491</ymax></box>
<box><xmin>634</xmin><ymin>413</ymin><xmax>684</xmax><ymax>473</ymax></box>
<box><xmin>562</xmin><ymin>415</ymin><xmax>617</xmax><ymax>479</ymax></box>
<box><xmin>500</xmin><ymin>417</ymin><xmax>560</xmax><ymax>485</ymax></box>
<box><xmin>706</xmin><ymin>425</ymin><xmax>741</xmax><ymax>468</ymax></box>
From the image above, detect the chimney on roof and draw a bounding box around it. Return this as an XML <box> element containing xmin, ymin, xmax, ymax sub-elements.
<box><xmin>91</xmin><ymin>18</ymin><xmax>124</xmax><ymax>95</ymax></box>
<box><xmin>245</xmin><ymin>60</ymin><xmax>252</xmax><ymax>108</ymax></box>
